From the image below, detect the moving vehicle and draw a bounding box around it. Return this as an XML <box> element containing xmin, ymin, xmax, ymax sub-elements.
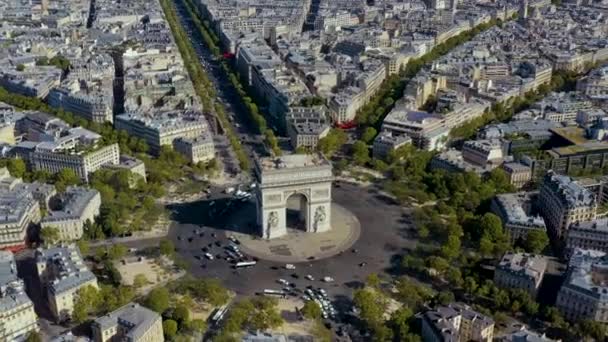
<box><xmin>322</xmin><ymin>276</ymin><xmax>334</xmax><ymax>283</ymax></box>
<box><xmin>225</xmin><ymin>187</ymin><xmax>235</xmax><ymax>194</ymax></box>
<box><xmin>235</xmin><ymin>261</ymin><xmax>257</xmax><ymax>268</ymax></box>
<box><xmin>263</xmin><ymin>289</ymin><xmax>285</xmax><ymax>297</ymax></box>
<box><xmin>285</xmin><ymin>264</ymin><xmax>296</xmax><ymax>270</ymax></box>
<box><xmin>210</xmin><ymin>305</ymin><xmax>228</xmax><ymax>325</ymax></box>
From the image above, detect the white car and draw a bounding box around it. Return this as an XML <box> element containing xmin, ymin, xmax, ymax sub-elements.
<box><xmin>277</xmin><ymin>279</ymin><xmax>289</xmax><ymax>286</ymax></box>
<box><xmin>305</xmin><ymin>275</ymin><xmax>314</xmax><ymax>281</ymax></box>
<box><xmin>285</xmin><ymin>264</ymin><xmax>296</xmax><ymax>270</ymax></box>
<box><xmin>322</xmin><ymin>276</ymin><xmax>334</xmax><ymax>283</ymax></box>
<box><xmin>204</xmin><ymin>253</ymin><xmax>214</xmax><ymax>260</ymax></box>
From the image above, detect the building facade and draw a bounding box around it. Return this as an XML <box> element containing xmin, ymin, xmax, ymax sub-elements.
<box><xmin>421</xmin><ymin>302</ymin><xmax>494</xmax><ymax>342</ymax></box>
<box><xmin>491</xmin><ymin>192</ymin><xmax>546</xmax><ymax>243</ymax></box>
<box><xmin>555</xmin><ymin>249</ymin><xmax>608</xmax><ymax>323</ymax></box>
<box><xmin>36</xmin><ymin>245</ymin><xmax>98</xmax><ymax>322</ymax></box>
<box><xmin>92</xmin><ymin>303</ymin><xmax>164</xmax><ymax>342</ymax></box>
<box><xmin>172</xmin><ymin>135</ymin><xmax>215</xmax><ymax>164</ymax></box>
<box><xmin>0</xmin><ymin>251</ymin><xmax>38</xmax><ymax>341</ymax></box>
<box><xmin>41</xmin><ymin>187</ymin><xmax>101</xmax><ymax>241</ymax></box>
<box><xmin>31</xmin><ymin>144</ymin><xmax>120</xmax><ymax>182</ymax></box>
<box><xmin>538</xmin><ymin>171</ymin><xmax>597</xmax><ymax>241</ymax></box>
<box><xmin>494</xmin><ymin>252</ymin><xmax>548</xmax><ymax>298</ymax></box>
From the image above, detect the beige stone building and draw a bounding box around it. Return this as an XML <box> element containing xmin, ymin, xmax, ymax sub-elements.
<box><xmin>538</xmin><ymin>171</ymin><xmax>597</xmax><ymax>240</ymax></box>
<box><xmin>0</xmin><ymin>251</ymin><xmax>38</xmax><ymax>341</ymax></box>
<box><xmin>31</xmin><ymin>143</ymin><xmax>120</xmax><ymax>183</ymax></box>
<box><xmin>494</xmin><ymin>252</ymin><xmax>548</xmax><ymax>298</ymax></box>
<box><xmin>41</xmin><ymin>186</ymin><xmax>101</xmax><ymax>241</ymax></box>
<box><xmin>556</xmin><ymin>249</ymin><xmax>608</xmax><ymax>323</ymax></box>
<box><xmin>421</xmin><ymin>302</ymin><xmax>494</xmax><ymax>342</ymax></box>
<box><xmin>36</xmin><ymin>244</ymin><xmax>98</xmax><ymax>322</ymax></box>
<box><xmin>92</xmin><ymin>303</ymin><xmax>164</xmax><ymax>342</ymax></box>
<box><xmin>172</xmin><ymin>134</ymin><xmax>215</xmax><ymax>164</ymax></box>
<box><xmin>501</xmin><ymin>162</ymin><xmax>532</xmax><ymax>189</ymax></box>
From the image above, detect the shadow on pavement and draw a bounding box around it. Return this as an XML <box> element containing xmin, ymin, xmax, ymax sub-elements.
<box><xmin>166</xmin><ymin>197</ymin><xmax>257</xmax><ymax>235</ymax></box>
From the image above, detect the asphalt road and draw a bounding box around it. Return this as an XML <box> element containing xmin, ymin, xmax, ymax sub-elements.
<box><xmin>166</xmin><ymin>182</ymin><xmax>415</xmax><ymax>307</ymax></box>
<box><xmin>174</xmin><ymin>0</ymin><xmax>268</xmax><ymax>168</ymax></box>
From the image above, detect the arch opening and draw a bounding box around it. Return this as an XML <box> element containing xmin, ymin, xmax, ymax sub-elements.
<box><xmin>285</xmin><ymin>193</ymin><xmax>308</xmax><ymax>231</ymax></box>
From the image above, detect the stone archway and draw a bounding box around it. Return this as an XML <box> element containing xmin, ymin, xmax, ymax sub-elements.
<box><xmin>254</xmin><ymin>154</ymin><xmax>333</xmax><ymax>239</ymax></box>
<box><xmin>285</xmin><ymin>192</ymin><xmax>308</xmax><ymax>230</ymax></box>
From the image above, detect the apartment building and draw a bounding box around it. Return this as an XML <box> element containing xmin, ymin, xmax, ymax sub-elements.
<box><xmin>566</xmin><ymin>219</ymin><xmax>608</xmax><ymax>256</ymax></box>
<box><xmin>372</xmin><ymin>131</ymin><xmax>412</xmax><ymax>160</ymax></box>
<box><xmin>103</xmin><ymin>155</ymin><xmax>147</xmax><ymax>185</ymax></box>
<box><xmin>556</xmin><ymin>249</ymin><xmax>608</xmax><ymax>323</ymax></box>
<box><xmin>172</xmin><ymin>135</ymin><xmax>215</xmax><ymax>164</ymax></box>
<box><xmin>491</xmin><ymin>192</ymin><xmax>546</xmax><ymax>243</ymax></box>
<box><xmin>36</xmin><ymin>245</ymin><xmax>98</xmax><ymax>322</ymax></box>
<box><xmin>499</xmin><ymin>327</ymin><xmax>560</xmax><ymax>342</ymax></box>
<box><xmin>494</xmin><ymin>252</ymin><xmax>548</xmax><ymax>298</ymax></box>
<box><xmin>0</xmin><ymin>188</ymin><xmax>41</xmax><ymax>251</ymax></box>
<box><xmin>328</xmin><ymin>87</ymin><xmax>365</xmax><ymax>124</ymax></box>
<box><xmin>92</xmin><ymin>303</ymin><xmax>164</xmax><ymax>342</ymax></box>
<box><xmin>41</xmin><ymin>187</ymin><xmax>101</xmax><ymax>241</ymax></box>
<box><xmin>0</xmin><ymin>67</ymin><xmax>61</xmax><ymax>99</ymax></box>
<box><xmin>381</xmin><ymin>109</ymin><xmax>449</xmax><ymax>150</ymax></box>
<box><xmin>461</xmin><ymin>139</ymin><xmax>504</xmax><ymax>168</ymax></box>
<box><xmin>31</xmin><ymin>143</ymin><xmax>120</xmax><ymax>183</ymax></box>
<box><xmin>286</xmin><ymin>106</ymin><xmax>330</xmax><ymax>149</ymax></box>
<box><xmin>421</xmin><ymin>302</ymin><xmax>494</xmax><ymax>342</ymax></box>
<box><xmin>115</xmin><ymin>111</ymin><xmax>209</xmax><ymax>153</ymax></box>
<box><xmin>501</xmin><ymin>162</ymin><xmax>532</xmax><ymax>189</ymax></box>
<box><xmin>0</xmin><ymin>251</ymin><xmax>38</xmax><ymax>341</ymax></box>
<box><xmin>578</xmin><ymin>65</ymin><xmax>608</xmax><ymax>100</ymax></box>
<box><xmin>48</xmin><ymin>87</ymin><xmax>113</xmax><ymax>123</ymax></box>
<box><xmin>538</xmin><ymin>171</ymin><xmax>597</xmax><ymax>240</ymax></box>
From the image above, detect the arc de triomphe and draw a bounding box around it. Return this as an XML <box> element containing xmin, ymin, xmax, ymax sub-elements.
<box><xmin>254</xmin><ymin>154</ymin><xmax>333</xmax><ymax>239</ymax></box>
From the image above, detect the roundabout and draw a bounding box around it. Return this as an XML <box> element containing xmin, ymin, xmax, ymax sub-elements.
<box><xmin>230</xmin><ymin>203</ymin><xmax>361</xmax><ymax>263</ymax></box>
<box><xmin>166</xmin><ymin>182</ymin><xmax>415</xmax><ymax>297</ymax></box>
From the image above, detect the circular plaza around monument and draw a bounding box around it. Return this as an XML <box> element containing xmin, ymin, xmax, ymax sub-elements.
<box><xmin>229</xmin><ymin>203</ymin><xmax>361</xmax><ymax>263</ymax></box>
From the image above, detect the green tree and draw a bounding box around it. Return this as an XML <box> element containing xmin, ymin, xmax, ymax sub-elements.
<box><xmin>361</xmin><ymin>127</ymin><xmax>378</xmax><ymax>144</ymax></box>
<box><xmin>55</xmin><ymin>168</ymin><xmax>80</xmax><ymax>192</ymax></box>
<box><xmin>187</xmin><ymin>319</ymin><xmax>207</xmax><ymax>333</ymax></box>
<box><xmin>7</xmin><ymin>158</ymin><xmax>26</xmax><ymax>178</ymax></box>
<box><xmin>544</xmin><ymin>307</ymin><xmax>567</xmax><ymax>328</ymax></box>
<box><xmin>352</xmin><ymin>140</ymin><xmax>370</xmax><ymax>166</ymax></box>
<box><xmin>163</xmin><ymin>319</ymin><xmax>178</xmax><ymax>339</ymax></box>
<box><xmin>107</xmin><ymin>244</ymin><xmax>128</xmax><ymax>260</ymax></box>
<box><xmin>16</xmin><ymin>64</ymin><xmax>25</xmax><ymax>71</ymax></box>
<box><xmin>578</xmin><ymin>320</ymin><xmax>607</xmax><ymax>341</ymax></box>
<box><xmin>145</xmin><ymin>287</ymin><xmax>171</xmax><ymax>313</ymax></box>
<box><xmin>72</xmin><ymin>285</ymin><xmax>101</xmax><ymax>323</ymax></box>
<box><xmin>523</xmin><ymin>230</ymin><xmax>549</xmax><ymax>254</ymax></box>
<box><xmin>249</xmin><ymin>297</ymin><xmax>284</xmax><ymax>331</ymax></box>
<box><xmin>40</xmin><ymin>226</ymin><xmax>61</xmax><ymax>245</ymax></box>
<box><xmin>76</xmin><ymin>240</ymin><xmax>90</xmax><ymax>254</ymax></box>
<box><xmin>160</xmin><ymin>240</ymin><xmax>175</xmax><ymax>256</ymax></box>
<box><xmin>173</xmin><ymin>304</ymin><xmax>191</xmax><ymax>324</ymax></box>
<box><xmin>366</xmin><ymin>273</ymin><xmax>381</xmax><ymax>288</ymax></box>
<box><xmin>317</xmin><ymin>129</ymin><xmax>347</xmax><ymax>157</ymax></box>
<box><xmin>388</xmin><ymin>307</ymin><xmax>418</xmax><ymax>342</ymax></box>
<box><xmin>301</xmin><ymin>300</ymin><xmax>322</xmax><ymax>320</ymax></box>
<box><xmin>353</xmin><ymin>288</ymin><xmax>388</xmax><ymax>328</ymax></box>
